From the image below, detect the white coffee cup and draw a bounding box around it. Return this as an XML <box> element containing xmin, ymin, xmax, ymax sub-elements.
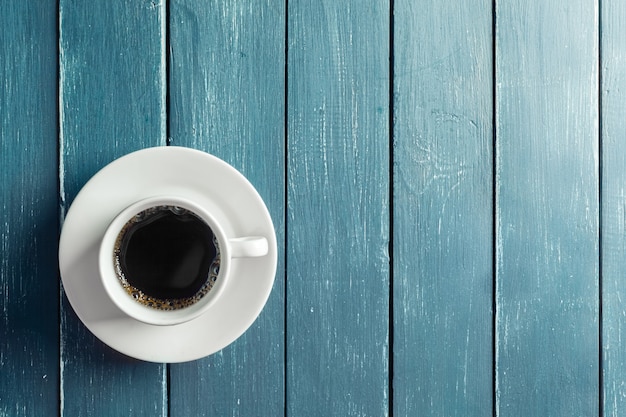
<box><xmin>99</xmin><ymin>195</ymin><xmax>268</xmax><ymax>326</ymax></box>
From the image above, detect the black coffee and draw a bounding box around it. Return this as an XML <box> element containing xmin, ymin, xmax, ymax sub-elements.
<box><xmin>113</xmin><ymin>205</ymin><xmax>220</xmax><ymax>310</ymax></box>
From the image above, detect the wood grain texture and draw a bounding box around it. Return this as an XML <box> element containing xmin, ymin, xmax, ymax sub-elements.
<box><xmin>495</xmin><ymin>1</ymin><xmax>599</xmax><ymax>415</ymax></box>
<box><xmin>167</xmin><ymin>1</ymin><xmax>285</xmax><ymax>416</ymax></box>
<box><xmin>393</xmin><ymin>0</ymin><xmax>494</xmax><ymax>415</ymax></box>
<box><xmin>287</xmin><ymin>1</ymin><xmax>390</xmax><ymax>415</ymax></box>
<box><xmin>1</xmin><ymin>1</ymin><xmax>617</xmax><ymax>415</ymax></box>
<box><xmin>59</xmin><ymin>1</ymin><xmax>167</xmax><ymax>415</ymax></box>
<box><xmin>601</xmin><ymin>1</ymin><xmax>626</xmax><ymax>415</ymax></box>
<box><xmin>0</xmin><ymin>2</ymin><xmax>59</xmax><ymax>415</ymax></box>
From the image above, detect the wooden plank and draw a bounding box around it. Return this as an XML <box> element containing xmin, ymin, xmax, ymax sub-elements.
<box><xmin>601</xmin><ymin>1</ymin><xmax>626</xmax><ymax>415</ymax></box>
<box><xmin>59</xmin><ymin>1</ymin><xmax>167</xmax><ymax>415</ymax></box>
<box><xmin>495</xmin><ymin>1</ymin><xmax>599</xmax><ymax>415</ymax></box>
<box><xmin>286</xmin><ymin>1</ymin><xmax>389</xmax><ymax>415</ymax></box>
<box><xmin>392</xmin><ymin>0</ymin><xmax>494</xmax><ymax>415</ymax></box>
<box><xmin>167</xmin><ymin>1</ymin><xmax>285</xmax><ymax>416</ymax></box>
<box><xmin>0</xmin><ymin>2</ymin><xmax>59</xmax><ymax>415</ymax></box>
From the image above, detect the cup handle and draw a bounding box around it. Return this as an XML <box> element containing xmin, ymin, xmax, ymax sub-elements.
<box><xmin>229</xmin><ymin>236</ymin><xmax>269</xmax><ymax>258</ymax></box>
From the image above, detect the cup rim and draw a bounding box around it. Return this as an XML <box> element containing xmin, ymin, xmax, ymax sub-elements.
<box><xmin>98</xmin><ymin>195</ymin><xmax>231</xmax><ymax>326</ymax></box>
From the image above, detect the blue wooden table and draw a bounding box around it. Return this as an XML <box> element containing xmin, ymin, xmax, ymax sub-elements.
<box><xmin>1</xmin><ymin>0</ymin><xmax>622</xmax><ymax>415</ymax></box>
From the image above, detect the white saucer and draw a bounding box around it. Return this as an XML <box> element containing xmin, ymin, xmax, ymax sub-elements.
<box><xmin>58</xmin><ymin>147</ymin><xmax>277</xmax><ymax>363</ymax></box>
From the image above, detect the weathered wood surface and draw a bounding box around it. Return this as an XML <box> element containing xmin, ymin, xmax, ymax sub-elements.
<box><xmin>59</xmin><ymin>1</ymin><xmax>167</xmax><ymax>415</ymax></box>
<box><xmin>1</xmin><ymin>0</ymin><xmax>622</xmax><ymax>415</ymax></box>
<box><xmin>167</xmin><ymin>0</ymin><xmax>285</xmax><ymax>415</ymax></box>
<box><xmin>0</xmin><ymin>2</ymin><xmax>59</xmax><ymax>416</ymax></box>
<box><xmin>287</xmin><ymin>0</ymin><xmax>390</xmax><ymax>415</ymax></box>
<box><xmin>495</xmin><ymin>1</ymin><xmax>599</xmax><ymax>415</ymax></box>
<box><xmin>393</xmin><ymin>0</ymin><xmax>494</xmax><ymax>415</ymax></box>
<box><xmin>601</xmin><ymin>1</ymin><xmax>626</xmax><ymax>416</ymax></box>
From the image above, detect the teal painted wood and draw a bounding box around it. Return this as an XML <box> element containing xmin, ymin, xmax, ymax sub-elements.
<box><xmin>0</xmin><ymin>2</ymin><xmax>59</xmax><ymax>415</ymax></box>
<box><xmin>392</xmin><ymin>0</ymin><xmax>494</xmax><ymax>415</ymax></box>
<box><xmin>59</xmin><ymin>1</ymin><xmax>167</xmax><ymax>415</ymax></box>
<box><xmin>601</xmin><ymin>1</ymin><xmax>626</xmax><ymax>415</ymax></box>
<box><xmin>287</xmin><ymin>1</ymin><xmax>390</xmax><ymax>415</ymax></box>
<box><xmin>167</xmin><ymin>1</ymin><xmax>285</xmax><ymax>416</ymax></box>
<box><xmin>1</xmin><ymin>2</ymin><xmax>616</xmax><ymax>415</ymax></box>
<box><xmin>495</xmin><ymin>1</ymin><xmax>599</xmax><ymax>415</ymax></box>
